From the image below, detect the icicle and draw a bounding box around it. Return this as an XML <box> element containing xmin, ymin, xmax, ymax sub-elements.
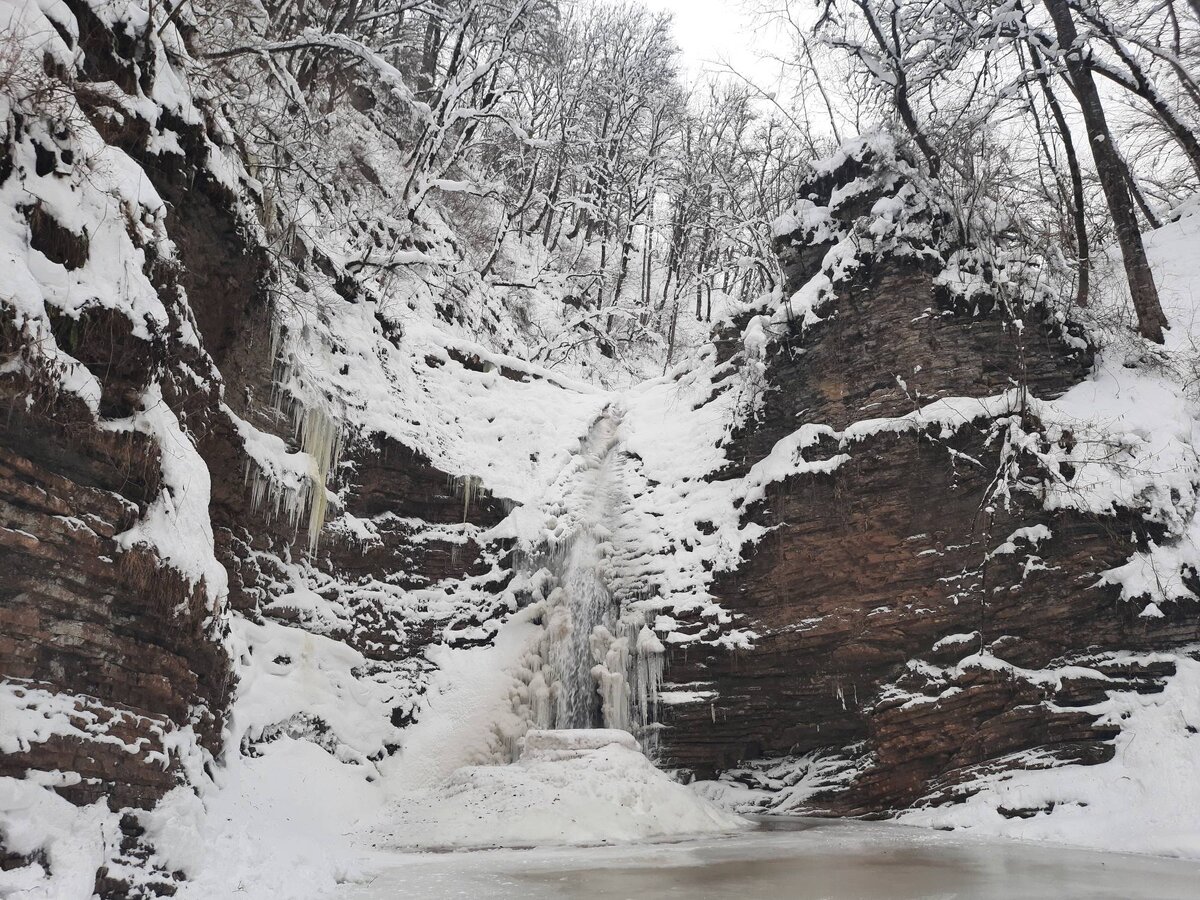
<box><xmin>529</xmin><ymin>669</ymin><xmax>553</xmax><ymax>731</ymax></box>
<box><xmin>296</xmin><ymin>404</ymin><xmax>342</xmax><ymax>552</ymax></box>
<box><xmin>590</xmin><ymin>626</ymin><xmax>632</xmax><ymax>732</ymax></box>
<box><xmin>448</xmin><ymin>473</ymin><xmax>484</xmax><ymax>522</ymax></box>
<box><xmin>246</xmin><ymin>318</ymin><xmax>343</xmax><ymax>554</ymax></box>
<box><xmin>633</xmin><ymin>624</ymin><xmax>665</xmax><ymax>753</ymax></box>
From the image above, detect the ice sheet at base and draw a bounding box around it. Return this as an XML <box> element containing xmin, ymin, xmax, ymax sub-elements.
<box><xmin>369</xmin><ymin>728</ymin><xmax>745</xmax><ymax>850</ymax></box>
<box><xmin>339</xmin><ymin>818</ymin><xmax>1200</xmax><ymax>900</ymax></box>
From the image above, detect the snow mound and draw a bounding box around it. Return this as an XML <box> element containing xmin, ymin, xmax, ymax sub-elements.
<box><xmin>0</xmin><ymin>777</ymin><xmax>118</xmax><ymax>900</ymax></box>
<box><xmin>373</xmin><ymin>729</ymin><xmax>746</xmax><ymax>849</ymax></box>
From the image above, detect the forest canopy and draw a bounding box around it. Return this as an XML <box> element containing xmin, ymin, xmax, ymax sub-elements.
<box><xmin>182</xmin><ymin>0</ymin><xmax>1200</xmax><ymax>364</ymax></box>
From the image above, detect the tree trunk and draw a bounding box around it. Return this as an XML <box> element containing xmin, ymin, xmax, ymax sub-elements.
<box><xmin>641</xmin><ymin>219</ymin><xmax>653</xmax><ymax>310</ymax></box>
<box><xmin>611</xmin><ymin>228</ymin><xmax>635</xmax><ymax>309</ymax></box>
<box><xmin>664</xmin><ymin>301</ymin><xmax>679</xmax><ymax>374</ymax></box>
<box><xmin>419</xmin><ymin>13</ymin><xmax>441</xmax><ymax>95</ymax></box>
<box><xmin>1028</xmin><ymin>40</ymin><xmax>1089</xmax><ymax>307</ymax></box>
<box><xmin>1114</xmin><ymin>148</ymin><xmax>1163</xmax><ymax>230</ymax></box>
<box><xmin>660</xmin><ymin>198</ymin><xmax>685</xmax><ymax>310</ymax></box>
<box><xmin>1043</xmin><ymin>0</ymin><xmax>1166</xmax><ymax>342</ymax></box>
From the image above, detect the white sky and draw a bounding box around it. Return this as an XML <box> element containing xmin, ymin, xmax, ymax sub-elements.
<box><xmin>640</xmin><ymin>0</ymin><xmax>790</xmax><ymax>90</ymax></box>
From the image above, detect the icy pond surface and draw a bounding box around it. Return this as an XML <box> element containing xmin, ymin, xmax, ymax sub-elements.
<box><xmin>339</xmin><ymin>818</ymin><xmax>1200</xmax><ymax>899</ymax></box>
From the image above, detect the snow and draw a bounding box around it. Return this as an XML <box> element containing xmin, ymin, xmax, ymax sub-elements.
<box><xmin>359</xmin><ymin>614</ymin><xmax>740</xmax><ymax>852</ymax></box>
<box><xmin>136</xmin><ymin>612</ymin><xmax>741</xmax><ymax>899</ymax></box>
<box><xmin>521</xmin><ymin>727</ymin><xmax>639</xmax><ymax>755</ymax></box>
<box><xmin>105</xmin><ymin>384</ymin><xmax>229</xmax><ymax>610</ymax></box>
<box><xmin>225</xmin><ymin>617</ymin><xmax>403</xmax><ymax>765</ymax></box>
<box><xmin>0</xmin><ymin>681</ymin><xmax>192</xmax><ymax>767</ymax></box>
<box><xmin>932</xmin><ymin>631</ymin><xmax>979</xmax><ymax>651</ymax></box>
<box><xmin>364</xmin><ymin>729</ymin><xmax>744</xmax><ymax>854</ymax></box>
<box><xmin>379</xmin><ymin>617</ymin><xmax>543</xmax><ymax>792</ymax></box>
<box><xmin>899</xmin><ymin>654</ymin><xmax>1200</xmax><ymax>859</ymax></box>
<box><xmin>5</xmin><ymin>0</ymin><xmax>1200</xmax><ymax>889</ymax></box>
<box><xmin>0</xmin><ymin>777</ymin><xmax>119</xmax><ymax>900</ymax></box>
<box><xmin>0</xmin><ymin>0</ymin><xmax>177</xmax><ymax>347</ymax></box>
<box><xmin>1147</xmin><ymin>197</ymin><xmax>1200</xmax><ymax>355</ymax></box>
<box><xmin>368</xmin><ymin>729</ymin><xmax>744</xmax><ymax>850</ymax></box>
<box><xmin>666</xmin><ymin>181</ymin><xmax>1200</xmax><ymax>861</ymax></box>
<box><xmin>143</xmin><ymin>739</ymin><xmax>383</xmax><ymax>900</ymax></box>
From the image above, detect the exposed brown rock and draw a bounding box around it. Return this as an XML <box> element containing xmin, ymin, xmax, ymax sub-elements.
<box><xmin>0</xmin><ymin>7</ymin><xmax>512</xmax><ymax>835</ymax></box>
<box><xmin>659</xmin><ymin>166</ymin><xmax>1200</xmax><ymax>811</ymax></box>
<box><xmin>0</xmin><ymin>389</ymin><xmax>230</xmax><ymax>808</ymax></box>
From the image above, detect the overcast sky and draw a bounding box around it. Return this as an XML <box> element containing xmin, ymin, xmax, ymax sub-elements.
<box><xmin>639</xmin><ymin>0</ymin><xmax>790</xmax><ymax>89</ymax></box>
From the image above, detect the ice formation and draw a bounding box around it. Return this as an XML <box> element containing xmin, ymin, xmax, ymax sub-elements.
<box><xmin>507</xmin><ymin>407</ymin><xmax>667</xmax><ymax>754</ymax></box>
<box><xmin>238</xmin><ymin>319</ymin><xmax>346</xmax><ymax>552</ymax></box>
<box><xmin>370</xmin><ymin>729</ymin><xmax>744</xmax><ymax>850</ymax></box>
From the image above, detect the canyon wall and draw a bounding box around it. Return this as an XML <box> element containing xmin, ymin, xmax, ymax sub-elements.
<box><xmin>0</xmin><ymin>5</ymin><xmax>531</xmax><ymax>893</ymax></box>
<box><xmin>658</xmin><ymin>142</ymin><xmax>1200</xmax><ymax>817</ymax></box>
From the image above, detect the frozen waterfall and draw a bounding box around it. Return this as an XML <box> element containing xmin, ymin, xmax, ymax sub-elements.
<box><xmin>511</xmin><ymin>405</ymin><xmax>665</xmax><ymax>752</ymax></box>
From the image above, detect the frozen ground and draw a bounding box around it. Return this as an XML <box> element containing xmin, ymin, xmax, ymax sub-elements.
<box><xmin>336</xmin><ymin>818</ymin><xmax>1200</xmax><ymax>900</ymax></box>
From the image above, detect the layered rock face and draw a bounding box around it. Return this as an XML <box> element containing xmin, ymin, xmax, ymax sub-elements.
<box><xmin>0</xmin><ymin>385</ymin><xmax>231</xmax><ymax>810</ymax></box>
<box><xmin>1</xmin><ymin>3</ymin><xmax>235</xmax><ymax>814</ymax></box>
<box><xmin>0</xmin><ymin>0</ymin><xmax>513</xmax><ymax>859</ymax></box>
<box><xmin>659</xmin><ymin>147</ymin><xmax>1200</xmax><ymax>813</ymax></box>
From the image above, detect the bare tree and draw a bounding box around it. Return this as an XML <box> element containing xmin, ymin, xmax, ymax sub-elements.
<box><xmin>1042</xmin><ymin>0</ymin><xmax>1168</xmax><ymax>341</ymax></box>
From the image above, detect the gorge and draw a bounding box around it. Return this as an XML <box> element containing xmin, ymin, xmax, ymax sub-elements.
<box><xmin>2</xmin><ymin>0</ymin><xmax>1200</xmax><ymax>897</ymax></box>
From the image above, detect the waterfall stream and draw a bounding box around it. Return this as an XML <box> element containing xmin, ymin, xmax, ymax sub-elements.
<box><xmin>511</xmin><ymin>404</ymin><xmax>665</xmax><ymax>753</ymax></box>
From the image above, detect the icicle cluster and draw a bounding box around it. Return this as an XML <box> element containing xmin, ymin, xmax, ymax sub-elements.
<box><xmin>448</xmin><ymin>473</ymin><xmax>485</xmax><ymax>522</ymax></box>
<box><xmin>505</xmin><ymin>406</ymin><xmax>666</xmax><ymax>756</ymax></box>
<box><xmin>295</xmin><ymin>405</ymin><xmax>343</xmax><ymax>551</ymax></box>
<box><xmin>242</xmin><ymin>319</ymin><xmax>345</xmax><ymax>552</ymax></box>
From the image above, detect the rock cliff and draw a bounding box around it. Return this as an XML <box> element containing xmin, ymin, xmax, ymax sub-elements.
<box><xmin>0</xmin><ymin>4</ymin><xmax>532</xmax><ymax>892</ymax></box>
<box><xmin>659</xmin><ymin>140</ymin><xmax>1200</xmax><ymax>819</ymax></box>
